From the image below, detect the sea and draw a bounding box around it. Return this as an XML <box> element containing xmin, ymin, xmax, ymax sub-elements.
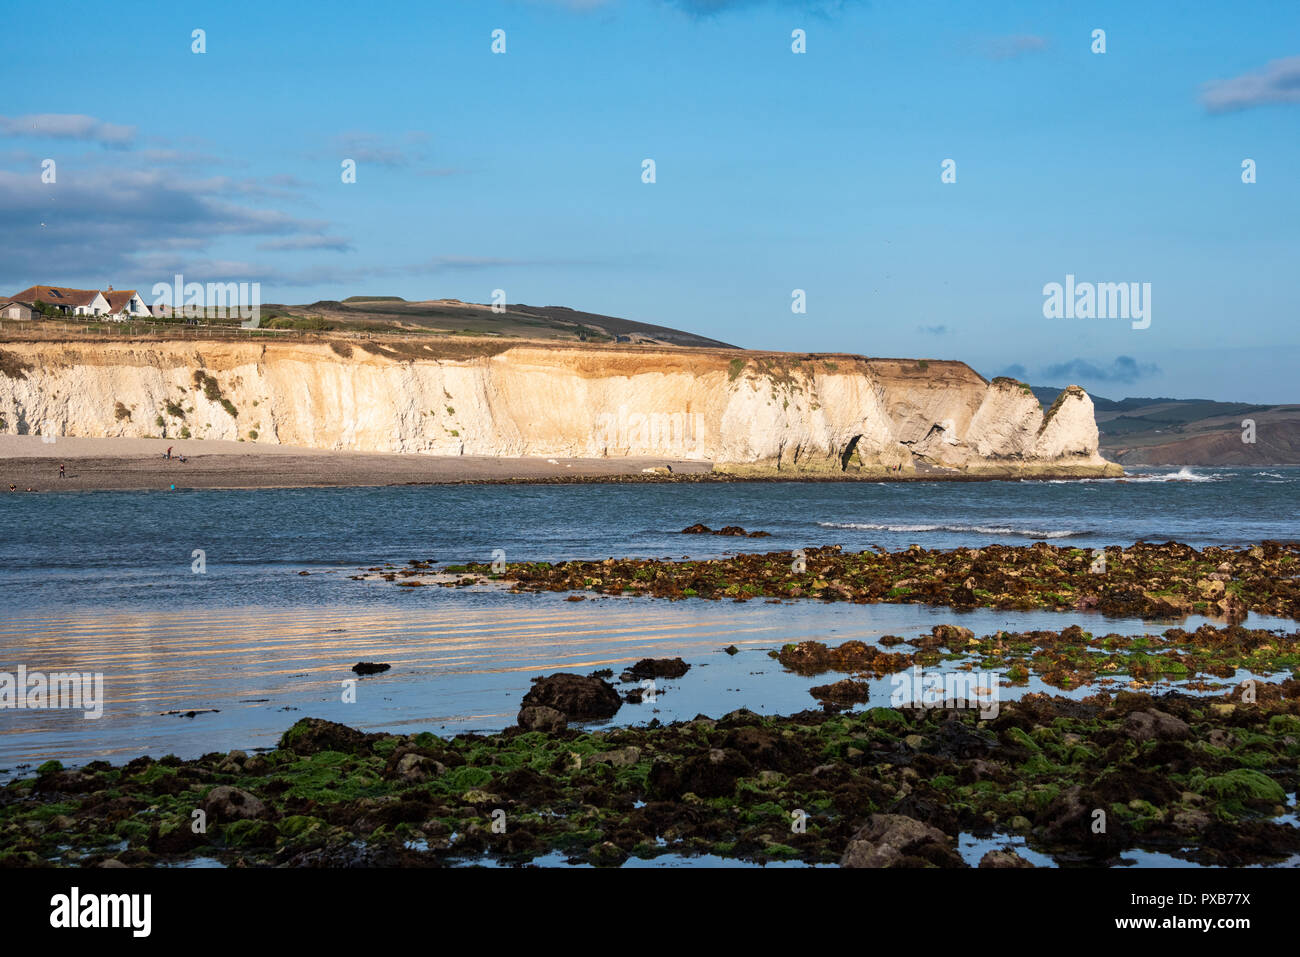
<box><xmin>1</xmin><ymin>464</ymin><xmax>1296</xmax><ymax>769</ymax></box>
<box><xmin>2</xmin><ymin>465</ymin><xmax>1296</xmax><ymax>866</ymax></box>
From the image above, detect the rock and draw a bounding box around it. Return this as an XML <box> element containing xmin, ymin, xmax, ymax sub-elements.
<box><xmin>723</xmin><ymin>645</ymin><xmax>739</xmax><ymax>655</ymax></box>
<box><xmin>393</xmin><ymin>753</ymin><xmax>438</xmax><ymax>783</ymax></box>
<box><xmin>809</xmin><ymin>678</ymin><xmax>871</xmax><ymax>704</ymax></box>
<box><xmin>202</xmin><ymin>785</ymin><xmax>268</xmax><ymax>822</ymax></box>
<box><xmin>352</xmin><ymin>662</ymin><xmax>391</xmax><ymax>675</ymax></box>
<box><xmin>279</xmin><ymin>717</ymin><xmax>378</xmax><ymax>755</ymax></box>
<box><xmin>978</xmin><ymin>848</ymin><xmax>1035</xmax><ymax>868</ymax></box>
<box><xmin>650</xmin><ymin>748</ymin><xmax>752</xmax><ymax>799</ymax></box>
<box><xmin>840</xmin><ymin>814</ymin><xmax>961</xmax><ymax>868</ymax></box>
<box><xmin>1206</xmin><ymin>728</ymin><xmax>1236</xmax><ymax>748</ymax></box>
<box><xmin>1173</xmin><ymin>809</ymin><xmax>1212</xmax><ymax>833</ymax></box>
<box><xmin>1124</xmin><ymin>709</ymin><xmax>1191</xmax><ymax>743</ymax></box>
<box><xmin>930</xmin><ymin>624</ymin><xmax>975</xmax><ymax>645</ymax></box>
<box><xmin>520</xmin><ymin>673</ymin><xmax>622</xmax><ymax>721</ymax></box>
<box><xmin>243</xmin><ymin>755</ymin><xmax>270</xmax><ymax>775</ymax></box>
<box><xmin>678</xmin><ymin>523</ymin><xmax>768</xmax><ymax>537</ymax></box>
<box><xmin>517</xmin><ymin>705</ymin><xmax>568</xmax><ymax>732</ymax></box>
<box><xmin>626</xmin><ymin>657</ymin><xmax>690</xmax><ymax>679</ymax></box>
<box><xmin>588</xmin><ymin>841</ymin><xmax>629</xmax><ymax>866</ymax></box>
<box><xmin>586</xmin><ymin>746</ymin><xmax>642</xmax><ymax>768</ymax></box>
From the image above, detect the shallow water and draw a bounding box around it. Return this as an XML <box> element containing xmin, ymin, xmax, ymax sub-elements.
<box><xmin>0</xmin><ymin>588</ymin><xmax>1292</xmax><ymax>772</ymax></box>
<box><xmin>1</xmin><ymin>467</ymin><xmax>1298</xmax><ymax>870</ymax></box>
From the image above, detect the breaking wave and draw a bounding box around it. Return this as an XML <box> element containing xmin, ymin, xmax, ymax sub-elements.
<box><xmin>817</xmin><ymin>521</ymin><xmax>1082</xmax><ymax>539</ymax></box>
<box><xmin>1122</xmin><ymin>468</ymin><xmax>1222</xmax><ymax>483</ymax></box>
<box><xmin>1047</xmin><ymin>467</ymin><xmax>1227</xmax><ymax>484</ymax></box>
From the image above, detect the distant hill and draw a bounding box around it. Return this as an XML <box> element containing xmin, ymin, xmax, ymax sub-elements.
<box><xmin>257</xmin><ymin>297</ymin><xmax>739</xmax><ymax>349</ymax></box>
<box><xmin>1032</xmin><ymin>386</ymin><xmax>1300</xmax><ymax>465</ymax></box>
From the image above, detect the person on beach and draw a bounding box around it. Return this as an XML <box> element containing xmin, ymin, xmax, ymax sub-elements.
<box><xmin>59</xmin><ymin>463</ymin><xmax>65</xmax><ymax>479</ymax></box>
<box><xmin>165</xmin><ymin>446</ymin><xmax>173</xmax><ymax>461</ymax></box>
<box><xmin>7</xmin><ymin>484</ymin><xmax>14</xmax><ymax>492</ymax></box>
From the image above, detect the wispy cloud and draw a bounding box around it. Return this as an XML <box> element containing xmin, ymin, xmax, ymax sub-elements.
<box><xmin>660</xmin><ymin>0</ymin><xmax>865</xmax><ymax>15</ymax></box>
<box><xmin>0</xmin><ymin>113</ymin><xmax>135</xmax><ymax>147</ymax></box>
<box><xmin>326</xmin><ymin>132</ymin><xmax>428</xmax><ymax>169</ymax></box>
<box><xmin>0</xmin><ymin>166</ymin><xmax>326</xmax><ymax>285</ymax></box>
<box><xmin>1042</xmin><ymin>356</ymin><xmax>1160</xmax><ymax>385</ymax></box>
<box><xmin>980</xmin><ymin>34</ymin><xmax>1048</xmax><ymax>61</ymax></box>
<box><xmin>1202</xmin><ymin>55</ymin><xmax>1300</xmax><ymax>113</ymax></box>
<box><xmin>917</xmin><ymin>324</ymin><xmax>947</xmax><ymax>336</ymax></box>
<box><xmin>257</xmin><ymin>235</ymin><xmax>354</xmax><ymax>253</ymax></box>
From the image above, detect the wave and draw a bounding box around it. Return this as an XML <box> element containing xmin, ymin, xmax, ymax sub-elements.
<box><xmin>1119</xmin><ymin>467</ymin><xmax>1222</xmax><ymax>484</ymax></box>
<box><xmin>817</xmin><ymin>521</ymin><xmax>1083</xmax><ymax>539</ymax></box>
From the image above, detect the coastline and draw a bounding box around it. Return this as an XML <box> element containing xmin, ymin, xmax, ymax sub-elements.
<box><xmin>0</xmin><ymin>435</ymin><xmax>1123</xmax><ymax>492</ymax></box>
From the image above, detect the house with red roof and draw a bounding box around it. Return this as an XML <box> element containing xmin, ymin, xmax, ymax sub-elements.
<box><xmin>6</xmin><ymin>284</ymin><xmax>150</xmax><ymax>320</ymax></box>
<box><xmin>102</xmin><ymin>287</ymin><xmax>151</xmax><ymax>318</ymax></box>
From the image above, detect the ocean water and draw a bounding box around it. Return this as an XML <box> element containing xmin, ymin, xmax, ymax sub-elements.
<box><xmin>0</xmin><ymin>466</ymin><xmax>1296</xmax><ymax>612</ymax></box>
<box><xmin>0</xmin><ymin>466</ymin><xmax>1296</xmax><ymax>770</ymax></box>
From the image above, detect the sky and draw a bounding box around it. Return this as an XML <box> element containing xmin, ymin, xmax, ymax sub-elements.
<box><xmin>1</xmin><ymin>0</ymin><xmax>1297</xmax><ymax>402</ymax></box>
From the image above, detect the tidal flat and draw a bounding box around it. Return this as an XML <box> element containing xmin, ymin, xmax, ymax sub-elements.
<box><xmin>2</xmin><ymin>538</ymin><xmax>1298</xmax><ymax>869</ymax></box>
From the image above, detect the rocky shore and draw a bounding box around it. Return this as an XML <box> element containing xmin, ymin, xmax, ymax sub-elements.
<box><xmin>2</xmin><ymin>678</ymin><xmax>1296</xmax><ymax>868</ymax></box>
<box><xmin>367</xmin><ymin>540</ymin><xmax>1300</xmax><ymax>622</ymax></box>
<box><xmin>5</xmin><ymin>538</ymin><xmax>1297</xmax><ymax>869</ymax></box>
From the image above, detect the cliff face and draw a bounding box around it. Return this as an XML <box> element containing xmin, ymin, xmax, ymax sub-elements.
<box><xmin>0</xmin><ymin>340</ymin><xmax>1120</xmax><ymax>476</ymax></box>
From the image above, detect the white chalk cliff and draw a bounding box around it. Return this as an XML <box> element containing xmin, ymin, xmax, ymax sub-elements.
<box><xmin>0</xmin><ymin>339</ymin><xmax>1121</xmax><ymax>476</ymax></box>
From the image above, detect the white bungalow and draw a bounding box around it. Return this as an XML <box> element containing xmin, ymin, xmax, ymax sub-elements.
<box><xmin>9</xmin><ymin>285</ymin><xmax>110</xmax><ymax>316</ymax></box>
<box><xmin>103</xmin><ymin>288</ymin><xmax>151</xmax><ymax>319</ymax></box>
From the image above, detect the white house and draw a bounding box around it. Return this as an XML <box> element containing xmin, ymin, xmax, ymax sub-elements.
<box><xmin>103</xmin><ymin>288</ymin><xmax>151</xmax><ymax>319</ymax></box>
<box><xmin>9</xmin><ymin>285</ymin><xmax>110</xmax><ymax>316</ymax></box>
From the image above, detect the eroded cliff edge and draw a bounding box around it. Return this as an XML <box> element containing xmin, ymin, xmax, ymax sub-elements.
<box><xmin>0</xmin><ymin>339</ymin><xmax>1122</xmax><ymax>477</ymax></box>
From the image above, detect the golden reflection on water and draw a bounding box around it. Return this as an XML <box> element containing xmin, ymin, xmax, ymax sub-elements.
<box><xmin>0</xmin><ymin>603</ymin><xmax>783</xmax><ymax>717</ymax></box>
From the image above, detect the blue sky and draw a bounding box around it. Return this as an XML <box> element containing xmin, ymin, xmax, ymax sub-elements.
<box><xmin>2</xmin><ymin>0</ymin><xmax>1297</xmax><ymax>402</ymax></box>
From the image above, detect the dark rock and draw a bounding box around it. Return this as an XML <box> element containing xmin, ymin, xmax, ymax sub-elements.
<box><xmin>655</xmin><ymin>747</ymin><xmax>752</xmax><ymax>799</ymax></box>
<box><xmin>809</xmin><ymin>678</ymin><xmax>871</xmax><ymax>704</ymax></box>
<box><xmin>521</xmin><ymin>673</ymin><xmax>621</xmax><ymax>721</ymax></box>
<box><xmin>1124</xmin><ymin>709</ymin><xmax>1191</xmax><ymax>743</ymax></box>
<box><xmin>979</xmin><ymin>848</ymin><xmax>1036</xmax><ymax>868</ymax></box>
<box><xmin>352</xmin><ymin>662</ymin><xmax>391</xmax><ymax>676</ymax></box>
<box><xmin>279</xmin><ymin>717</ymin><xmax>379</xmax><ymax>755</ymax></box>
<box><xmin>626</xmin><ymin>657</ymin><xmax>690</xmax><ymax>679</ymax></box>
